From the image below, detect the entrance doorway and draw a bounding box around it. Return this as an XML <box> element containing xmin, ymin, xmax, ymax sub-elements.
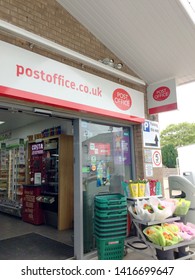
<box><xmin>0</xmin><ymin>102</ymin><xmax>74</xmax><ymax>259</ymax></box>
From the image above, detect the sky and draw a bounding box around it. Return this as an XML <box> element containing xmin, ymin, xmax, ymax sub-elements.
<box><xmin>158</xmin><ymin>81</ymin><xmax>195</xmax><ymax>131</ymax></box>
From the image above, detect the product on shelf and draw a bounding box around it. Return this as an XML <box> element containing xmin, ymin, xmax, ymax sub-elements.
<box><xmin>143</xmin><ymin>224</ymin><xmax>183</xmax><ymax>246</ymax></box>
<box><xmin>173</xmin><ymin>198</ymin><xmax>191</xmax><ymax>216</ymax></box>
<box><xmin>124</xmin><ymin>179</ymin><xmax>162</xmax><ymax>198</ymax></box>
<box><xmin>128</xmin><ymin>196</ymin><xmax>177</xmax><ymax>222</ymax></box>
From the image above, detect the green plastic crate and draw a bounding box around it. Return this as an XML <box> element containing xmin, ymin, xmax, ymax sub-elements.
<box><xmin>94</xmin><ymin>193</ymin><xmax>127</xmax><ymax>209</ymax></box>
<box><xmin>95</xmin><ymin>200</ymin><xmax>127</xmax><ymax>210</ymax></box>
<box><xmin>94</xmin><ymin>228</ymin><xmax>127</xmax><ymax>238</ymax></box>
<box><xmin>95</xmin><ymin>208</ymin><xmax>127</xmax><ymax>219</ymax></box>
<box><xmin>96</xmin><ymin>236</ymin><xmax>125</xmax><ymax>260</ymax></box>
<box><xmin>94</xmin><ymin>224</ymin><xmax>127</xmax><ymax>233</ymax></box>
<box><xmin>94</xmin><ymin>215</ymin><xmax>127</xmax><ymax>224</ymax></box>
<box><xmin>94</xmin><ymin>219</ymin><xmax>127</xmax><ymax>229</ymax></box>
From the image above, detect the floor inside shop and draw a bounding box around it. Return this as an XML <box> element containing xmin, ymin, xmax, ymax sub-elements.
<box><xmin>0</xmin><ymin>212</ymin><xmax>74</xmax><ymax>260</ymax></box>
<box><xmin>0</xmin><ymin>212</ymin><xmax>74</xmax><ymax>246</ymax></box>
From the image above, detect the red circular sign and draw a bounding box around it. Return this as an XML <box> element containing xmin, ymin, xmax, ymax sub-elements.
<box><xmin>112</xmin><ymin>88</ymin><xmax>132</xmax><ymax>111</ymax></box>
<box><xmin>153</xmin><ymin>150</ymin><xmax>161</xmax><ymax>166</ymax></box>
<box><xmin>153</xmin><ymin>86</ymin><xmax>170</xmax><ymax>101</ymax></box>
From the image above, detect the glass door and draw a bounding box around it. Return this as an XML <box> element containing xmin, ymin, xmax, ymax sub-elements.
<box><xmin>81</xmin><ymin>121</ymin><xmax>133</xmax><ymax>253</ymax></box>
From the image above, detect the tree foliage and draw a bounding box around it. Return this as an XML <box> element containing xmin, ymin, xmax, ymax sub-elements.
<box><xmin>161</xmin><ymin>144</ymin><xmax>178</xmax><ymax>168</ymax></box>
<box><xmin>160</xmin><ymin>122</ymin><xmax>195</xmax><ymax>168</ymax></box>
<box><xmin>160</xmin><ymin>122</ymin><xmax>195</xmax><ymax>148</ymax></box>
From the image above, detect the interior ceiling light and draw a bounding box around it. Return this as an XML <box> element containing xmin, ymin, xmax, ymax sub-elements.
<box><xmin>179</xmin><ymin>0</ymin><xmax>195</xmax><ymax>24</ymax></box>
<box><xmin>0</xmin><ymin>121</ymin><xmax>5</xmax><ymax>125</ymax></box>
<box><xmin>33</xmin><ymin>108</ymin><xmax>52</xmax><ymax>116</ymax></box>
<box><xmin>99</xmin><ymin>58</ymin><xmax>123</xmax><ymax>70</ymax></box>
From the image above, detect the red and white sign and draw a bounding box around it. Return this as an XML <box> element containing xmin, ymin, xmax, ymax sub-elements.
<box><xmin>153</xmin><ymin>86</ymin><xmax>170</xmax><ymax>101</ymax></box>
<box><xmin>89</xmin><ymin>143</ymin><xmax>110</xmax><ymax>156</ymax></box>
<box><xmin>147</xmin><ymin>78</ymin><xmax>178</xmax><ymax>114</ymax></box>
<box><xmin>112</xmin><ymin>88</ymin><xmax>132</xmax><ymax>110</ymax></box>
<box><xmin>152</xmin><ymin>150</ymin><xmax>162</xmax><ymax>167</ymax></box>
<box><xmin>0</xmin><ymin>41</ymin><xmax>145</xmax><ymax>123</ymax></box>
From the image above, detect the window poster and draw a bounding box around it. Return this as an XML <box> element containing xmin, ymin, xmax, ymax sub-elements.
<box><xmin>113</xmin><ymin>131</ymin><xmax>130</xmax><ymax>165</ymax></box>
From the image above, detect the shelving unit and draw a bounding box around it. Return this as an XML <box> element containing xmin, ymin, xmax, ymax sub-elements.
<box><xmin>0</xmin><ymin>141</ymin><xmax>26</xmax><ymax>217</ymax></box>
<box><xmin>0</xmin><ymin>143</ymin><xmax>8</xmax><ymax>199</ymax></box>
<box><xmin>8</xmin><ymin>143</ymin><xmax>26</xmax><ymax>202</ymax></box>
<box><xmin>26</xmin><ymin>134</ymin><xmax>73</xmax><ymax>230</ymax></box>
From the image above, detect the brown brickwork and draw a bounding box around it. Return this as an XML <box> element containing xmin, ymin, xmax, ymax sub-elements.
<box><xmin>0</xmin><ymin>0</ymin><xmax>161</xmax><ymax>181</ymax></box>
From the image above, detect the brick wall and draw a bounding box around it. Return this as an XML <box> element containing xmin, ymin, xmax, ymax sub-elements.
<box><xmin>0</xmin><ymin>0</ymin><xmax>144</xmax><ymax>89</ymax></box>
<box><xmin>163</xmin><ymin>168</ymin><xmax>178</xmax><ymax>178</ymax></box>
<box><xmin>0</xmin><ymin>0</ymin><xmax>154</xmax><ymax>179</ymax></box>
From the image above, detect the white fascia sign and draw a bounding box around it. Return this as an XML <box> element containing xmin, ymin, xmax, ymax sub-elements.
<box><xmin>0</xmin><ymin>41</ymin><xmax>145</xmax><ymax>123</ymax></box>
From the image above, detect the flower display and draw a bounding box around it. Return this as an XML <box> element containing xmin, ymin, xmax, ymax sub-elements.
<box><xmin>143</xmin><ymin>224</ymin><xmax>183</xmax><ymax>246</ymax></box>
<box><xmin>174</xmin><ymin>222</ymin><xmax>195</xmax><ymax>240</ymax></box>
<box><xmin>128</xmin><ymin>197</ymin><xmax>176</xmax><ymax>222</ymax></box>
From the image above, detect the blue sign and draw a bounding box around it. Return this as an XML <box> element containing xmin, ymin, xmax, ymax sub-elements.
<box><xmin>143</xmin><ymin>121</ymin><xmax>150</xmax><ymax>132</ymax></box>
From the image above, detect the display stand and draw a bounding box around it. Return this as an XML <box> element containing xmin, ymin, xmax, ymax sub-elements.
<box><xmin>22</xmin><ymin>184</ymin><xmax>44</xmax><ymax>225</ymax></box>
<box><xmin>126</xmin><ymin>212</ymin><xmax>195</xmax><ymax>260</ymax></box>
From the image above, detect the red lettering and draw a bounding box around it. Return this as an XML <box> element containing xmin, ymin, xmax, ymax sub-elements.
<box><xmin>15</xmin><ymin>64</ymin><xmax>103</xmax><ymax>98</ymax></box>
<box><xmin>34</xmin><ymin>70</ymin><xmax>39</xmax><ymax>79</ymax></box>
<box><xmin>65</xmin><ymin>80</ymin><xmax>70</xmax><ymax>88</ymax></box>
<box><xmin>40</xmin><ymin>70</ymin><xmax>46</xmax><ymax>81</ymax></box>
<box><xmin>70</xmin><ymin>81</ymin><xmax>76</xmax><ymax>89</ymax></box>
<box><xmin>46</xmin><ymin>74</ymin><xmax>52</xmax><ymax>83</ymax></box>
<box><xmin>16</xmin><ymin>64</ymin><xmax>24</xmax><ymax>76</ymax></box>
<box><xmin>26</xmin><ymin>68</ymin><xmax>32</xmax><ymax>77</ymax></box>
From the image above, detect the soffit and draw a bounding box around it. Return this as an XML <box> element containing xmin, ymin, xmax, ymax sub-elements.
<box><xmin>57</xmin><ymin>0</ymin><xmax>195</xmax><ymax>86</ymax></box>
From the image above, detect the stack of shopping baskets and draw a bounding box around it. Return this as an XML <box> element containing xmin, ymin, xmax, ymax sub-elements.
<box><xmin>94</xmin><ymin>193</ymin><xmax>127</xmax><ymax>260</ymax></box>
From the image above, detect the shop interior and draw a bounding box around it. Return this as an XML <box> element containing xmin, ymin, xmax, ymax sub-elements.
<box><xmin>0</xmin><ymin>103</ymin><xmax>75</xmax><ymax>258</ymax></box>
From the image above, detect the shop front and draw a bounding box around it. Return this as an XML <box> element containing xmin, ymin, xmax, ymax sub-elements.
<box><xmin>0</xmin><ymin>40</ymin><xmax>145</xmax><ymax>259</ymax></box>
